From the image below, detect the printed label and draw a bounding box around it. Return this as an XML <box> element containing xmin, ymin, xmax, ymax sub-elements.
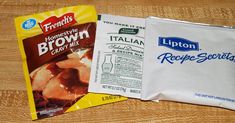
<box><xmin>157</xmin><ymin>37</ymin><xmax>235</xmax><ymax>64</ymax></box>
<box><xmin>119</xmin><ymin>28</ymin><xmax>139</xmax><ymax>35</ymax></box>
<box><xmin>39</xmin><ymin>13</ymin><xmax>77</xmax><ymax>35</ymax></box>
<box><xmin>159</xmin><ymin>37</ymin><xmax>199</xmax><ymax>51</ymax></box>
<box><xmin>89</xmin><ymin>15</ymin><xmax>145</xmax><ymax>98</ymax></box>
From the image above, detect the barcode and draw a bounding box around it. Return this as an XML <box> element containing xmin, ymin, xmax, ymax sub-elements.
<box><xmin>102</xmin><ymin>85</ymin><xmax>126</xmax><ymax>92</ymax></box>
<box><xmin>130</xmin><ymin>89</ymin><xmax>140</xmax><ymax>93</ymax></box>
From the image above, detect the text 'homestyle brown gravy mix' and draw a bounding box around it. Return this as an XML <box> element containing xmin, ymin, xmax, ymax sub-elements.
<box><xmin>23</xmin><ymin>23</ymin><xmax>96</xmax><ymax>73</ymax></box>
<box><xmin>15</xmin><ymin>6</ymin><xmax>127</xmax><ymax>120</ymax></box>
<box><xmin>26</xmin><ymin>23</ymin><xmax>95</xmax><ymax>119</ymax></box>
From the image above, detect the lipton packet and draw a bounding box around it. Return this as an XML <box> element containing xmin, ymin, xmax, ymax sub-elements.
<box><xmin>141</xmin><ymin>17</ymin><xmax>235</xmax><ymax>110</ymax></box>
<box><xmin>15</xmin><ymin>6</ymin><xmax>127</xmax><ymax>120</ymax></box>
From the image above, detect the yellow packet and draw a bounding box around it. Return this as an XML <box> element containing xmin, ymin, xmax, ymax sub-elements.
<box><xmin>15</xmin><ymin>6</ymin><xmax>127</xmax><ymax>120</ymax></box>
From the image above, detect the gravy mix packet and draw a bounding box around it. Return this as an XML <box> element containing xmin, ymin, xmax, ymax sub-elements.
<box><xmin>88</xmin><ymin>14</ymin><xmax>145</xmax><ymax>99</ymax></box>
<box><xmin>15</xmin><ymin>6</ymin><xmax>127</xmax><ymax>120</ymax></box>
<box><xmin>142</xmin><ymin>17</ymin><xmax>235</xmax><ymax>110</ymax></box>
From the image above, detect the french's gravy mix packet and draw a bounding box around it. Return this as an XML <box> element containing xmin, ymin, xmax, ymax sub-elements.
<box><xmin>141</xmin><ymin>17</ymin><xmax>235</xmax><ymax>110</ymax></box>
<box><xmin>15</xmin><ymin>6</ymin><xmax>126</xmax><ymax>120</ymax></box>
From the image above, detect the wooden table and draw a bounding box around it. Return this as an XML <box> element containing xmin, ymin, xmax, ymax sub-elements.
<box><xmin>1</xmin><ymin>0</ymin><xmax>235</xmax><ymax>122</ymax></box>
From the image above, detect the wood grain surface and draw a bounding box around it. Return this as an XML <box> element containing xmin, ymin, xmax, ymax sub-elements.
<box><xmin>0</xmin><ymin>0</ymin><xmax>235</xmax><ymax>122</ymax></box>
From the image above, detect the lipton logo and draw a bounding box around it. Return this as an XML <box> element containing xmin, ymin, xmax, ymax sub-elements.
<box><xmin>39</xmin><ymin>13</ymin><xmax>77</xmax><ymax>35</ymax></box>
<box><xmin>159</xmin><ymin>37</ymin><xmax>199</xmax><ymax>51</ymax></box>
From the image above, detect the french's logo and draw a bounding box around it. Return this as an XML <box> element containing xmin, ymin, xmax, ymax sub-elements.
<box><xmin>159</xmin><ymin>37</ymin><xmax>199</xmax><ymax>51</ymax></box>
<box><xmin>39</xmin><ymin>13</ymin><xmax>77</xmax><ymax>35</ymax></box>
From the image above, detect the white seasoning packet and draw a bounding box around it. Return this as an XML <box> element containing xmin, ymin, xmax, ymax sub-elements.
<box><xmin>141</xmin><ymin>17</ymin><xmax>235</xmax><ymax>110</ymax></box>
<box><xmin>88</xmin><ymin>14</ymin><xmax>145</xmax><ymax>98</ymax></box>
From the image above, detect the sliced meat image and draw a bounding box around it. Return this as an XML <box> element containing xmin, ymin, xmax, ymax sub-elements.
<box><xmin>56</xmin><ymin>59</ymin><xmax>91</xmax><ymax>84</ymax></box>
<box><xmin>43</xmin><ymin>68</ymin><xmax>88</xmax><ymax>100</ymax></box>
<box><xmin>80</xmin><ymin>48</ymin><xmax>93</xmax><ymax>60</ymax></box>
<box><xmin>56</xmin><ymin>49</ymin><xmax>93</xmax><ymax>84</ymax></box>
<box><xmin>30</xmin><ymin>63</ymin><xmax>61</xmax><ymax>91</ymax></box>
<box><xmin>30</xmin><ymin>48</ymin><xmax>93</xmax><ymax>117</ymax></box>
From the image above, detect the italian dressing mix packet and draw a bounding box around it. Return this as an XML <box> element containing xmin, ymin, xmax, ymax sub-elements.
<box><xmin>15</xmin><ymin>6</ymin><xmax>126</xmax><ymax>120</ymax></box>
<box><xmin>141</xmin><ymin>17</ymin><xmax>235</xmax><ymax>110</ymax></box>
<box><xmin>89</xmin><ymin>14</ymin><xmax>145</xmax><ymax>98</ymax></box>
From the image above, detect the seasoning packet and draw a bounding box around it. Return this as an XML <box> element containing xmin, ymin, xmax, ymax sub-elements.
<box><xmin>141</xmin><ymin>17</ymin><xmax>235</xmax><ymax>110</ymax></box>
<box><xmin>88</xmin><ymin>14</ymin><xmax>145</xmax><ymax>98</ymax></box>
<box><xmin>15</xmin><ymin>6</ymin><xmax>127</xmax><ymax>120</ymax></box>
